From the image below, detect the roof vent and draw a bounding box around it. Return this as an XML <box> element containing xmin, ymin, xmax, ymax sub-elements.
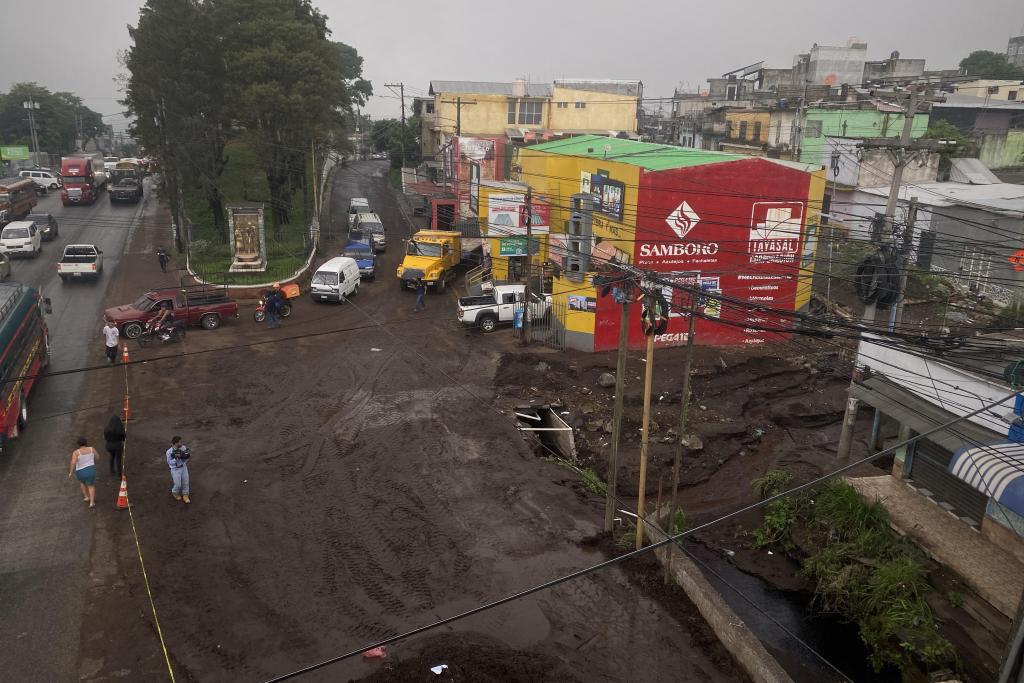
<box><xmin>512</xmin><ymin>79</ymin><xmax>527</xmax><ymax>98</ymax></box>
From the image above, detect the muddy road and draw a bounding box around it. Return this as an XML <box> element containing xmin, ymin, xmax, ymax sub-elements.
<box><xmin>76</xmin><ymin>162</ymin><xmax>746</xmax><ymax>682</ymax></box>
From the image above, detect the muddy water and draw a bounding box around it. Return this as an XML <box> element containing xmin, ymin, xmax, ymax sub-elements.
<box><xmin>685</xmin><ymin>543</ymin><xmax>900</xmax><ymax>683</ymax></box>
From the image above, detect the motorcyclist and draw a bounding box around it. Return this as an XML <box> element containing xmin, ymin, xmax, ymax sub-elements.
<box><xmin>151</xmin><ymin>303</ymin><xmax>174</xmax><ymax>340</ymax></box>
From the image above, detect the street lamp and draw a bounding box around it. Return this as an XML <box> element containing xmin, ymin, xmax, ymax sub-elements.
<box><xmin>22</xmin><ymin>98</ymin><xmax>42</xmax><ymax>168</ymax></box>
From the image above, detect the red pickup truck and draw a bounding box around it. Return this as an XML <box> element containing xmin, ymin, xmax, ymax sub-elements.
<box><xmin>105</xmin><ymin>286</ymin><xmax>239</xmax><ymax>339</ymax></box>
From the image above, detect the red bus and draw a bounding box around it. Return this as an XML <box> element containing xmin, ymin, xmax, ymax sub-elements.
<box><xmin>0</xmin><ymin>177</ymin><xmax>39</xmax><ymax>225</ymax></box>
<box><xmin>0</xmin><ymin>283</ymin><xmax>50</xmax><ymax>453</ymax></box>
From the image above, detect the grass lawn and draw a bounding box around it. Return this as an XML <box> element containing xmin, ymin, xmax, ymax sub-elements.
<box><xmin>185</xmin><ymin>141</ymin><xmax>313</xmax><ymax>283</ymax></box>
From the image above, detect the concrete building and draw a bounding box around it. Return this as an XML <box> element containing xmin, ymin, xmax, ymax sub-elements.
<box><xmin>799</xmin><ymin>100</ymin><xmax>930</xmax><ymax>167</ymax></box>
<box><xmin>793</xmin><ymin>39</ymin><xmax>869</xmax><ymax>87</ymax></box>
<box><xmin>932</xmin><ymin>94</ymin><xmax>1024</xmax><ymax>170</ymax></box>
<box><xmin>491</xmin><ymin>135</ymin><xmax>825</xmax><ymax>351</ymax></box>
<box><xmin>1008</xmin><ymin>35</ymin><xmax>1024</xmax><ymax>68</ymax></box>
<box><xmin>862</xmin><ymin>51</ymin><xmax>927</xmax><ymax>85</ymax></box>
<box><xmin>952</xmin><ymin>79</ymin><xmax>1023</xmax><ymax>102</ymax></box>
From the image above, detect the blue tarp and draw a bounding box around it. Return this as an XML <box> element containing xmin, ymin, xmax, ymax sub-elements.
<box><xmin>948</xmin><ymin>442</ymin><xmax>1024</xmax><ymax>518</ymax></box>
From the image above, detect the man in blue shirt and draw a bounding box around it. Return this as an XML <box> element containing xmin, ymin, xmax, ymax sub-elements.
<box><xmin>166</xmin><ymin>435</ymin><xmax>191</xmax><ymax>504</ymax></box>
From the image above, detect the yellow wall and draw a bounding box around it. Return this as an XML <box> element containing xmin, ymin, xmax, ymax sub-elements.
<box><xmin>434</xmin><ymin>93</ymin><xmax>548</xmax><ymax>136</ymax></box>
<box><xmin>552</xmin><ymin>274</ymin><xmax>597</xmax><ymax>335</ymax></box>
<box><xmin>794</xmin><ymin>168</ymin><xmax>827</xmax><ymax>311</ymax></box>
<box><xmin>724</xmin><ymin>110</ymin><xmax>771</xmax><ymax>143</ymax></box>
<box><xmin>548</xmin><ymin>87</ymin><xmax>637</xmax><ymax>132</ymax></box>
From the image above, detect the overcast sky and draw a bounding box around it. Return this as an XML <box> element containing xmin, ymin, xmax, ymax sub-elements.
<box><xmin>2</xmin><ymin>0</ymin><xmax>1022</xmax><ymax>131</ymax></box>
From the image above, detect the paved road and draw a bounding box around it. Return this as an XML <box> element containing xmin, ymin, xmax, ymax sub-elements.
<box><xmin>0</xmin><ymin>183</ymin><xmax>153</xmax><ymax>681</ymax></box>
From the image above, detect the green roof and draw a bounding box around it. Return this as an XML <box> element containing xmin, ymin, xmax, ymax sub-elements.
<box><xmin>526</xmin><ymin>135</ymin><xmax>748</xmax><ymax>171</ymax></box>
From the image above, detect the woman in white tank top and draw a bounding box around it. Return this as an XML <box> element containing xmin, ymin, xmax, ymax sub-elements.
<box><xmin>68</xmin><ymin>437</ymin><xmax>98</xmax><ymax>508</ymax></box>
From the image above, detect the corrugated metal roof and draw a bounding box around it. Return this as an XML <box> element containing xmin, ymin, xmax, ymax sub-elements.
<box><xmin>949</xmin><ymin>158</ymin><xmax>1002</xmax><ymax>185</ymax></box>
<box><xmin>932</xmin><ymin>94</ymin><xmax>1024</xmax><ymax>110</ymax></box>
<box><xmin>858</xmin><ymin>181</ymin><xmax>1024</xmax><ymax>215</ymax></box>
<box><xmin>526</xmin><ymin>135</ymin><xmax>818</xmax><ymax>173</ymax></box>
<box><xmin>553</xmin><ymin>79</ymin><xmax>642</xmax><ymax>96</ymax></box>
<box><xmin>429</xmin><ymin>81</ymin><xmax>551</xmax><ymax>97</ymax></box>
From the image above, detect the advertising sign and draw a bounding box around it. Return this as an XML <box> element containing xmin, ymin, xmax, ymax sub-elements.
<box><xmin>582</xmin><ymin>170</ymin><xmax>625</xmax><ymax>222</ymax></box>
<box><xmin>568</xmin><ymin>295</ymin><xmax>597</xmax><ymax>313</ymax></box>
<box><xmin>486</xmin><ymin>193</ymin><xmax>550</xmax><ymax>238</ymax></box>
<box><xmin>469</xmin><ymin>161</ymin><xmax>480</xmax><ymax>215</ymax></box>
<box><xmin>0</xmin><ymin>146</ymin><xmax>30</xmax><ymax>161</ymax></box>
<box><xmin>597</xmin><ymin>158</ymin><xmax>814</xmax><ymax>350</ymax></box>
<box><xmin>499</xmin><ymin>237</ymin><xmax>527</xmax><ymax>256</ymax></box>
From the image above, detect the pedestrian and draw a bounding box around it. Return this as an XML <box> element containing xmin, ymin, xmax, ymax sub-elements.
<box><xmin>166</xmin><ymin>435</ymin><xmax>191</xmax><ymax>504</ymax></box>
<box><xmin>103</xmin><ymin>414</ymin><xmax>126</xmax><ymax>479</ymax></box>
<box><xmin>68</xmin><ymin>437</ymin><xmax>98</xmax><ymax>508</ymax></box>
<box><xmin>157</xmin><ymin>248</ymin><xmax>170</xmax><ymax>273</ymax></box>
<box><xmin>102</xmin><ymin>318</ymin><xmax>119</xmax><ymax>364</ymax></box>
<box><xmin>413</xmin><ymin>278</ymin><xmax>426</xmax><ymax>313</ymax></box>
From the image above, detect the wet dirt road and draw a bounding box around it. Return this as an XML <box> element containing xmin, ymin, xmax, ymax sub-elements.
<box><xmin>78</xmin><ymin>162</ymin><xmax>744</xmax><ymax>682</ymax></box>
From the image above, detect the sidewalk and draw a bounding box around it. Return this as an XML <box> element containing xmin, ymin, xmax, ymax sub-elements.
<box><xmin>846</xmin><ymin>475</ymin><xmax>1024</xmax><ymax>618</ymax></box>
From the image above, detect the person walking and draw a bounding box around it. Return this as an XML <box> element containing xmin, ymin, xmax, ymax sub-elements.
<box><xmin>413</xmin><ymin>278</ymin><xmax>427</xmax><ymax>313</ymax></box>
<box><xmin>166</xmin><ymin>435</ymin><xmax>191</xmax><ymax>504</ymax></box>
<box><xmin>102</xmin><ymin>318</ymin><xmax>119</xmax><ymax>365</ymax></box>
<box><xmin>157</xmin><ymin>248</ymin><xmax>170</xmax><ymax>273</ymax></box>
<box><xmin>103</xmin><ymin>414</ymin><xmax>126</xmax><ymax>479</ymax></box>
<box><xmin>68</xmin><ymin>437</ymin><xmax>98</xmax><ymax>508</ymax></box>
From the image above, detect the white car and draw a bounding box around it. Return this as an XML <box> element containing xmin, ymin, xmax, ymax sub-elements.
<box><xmin>18</xmin><ymin>169</ymin><xmax>62</xmax><ymax>192</ymax></box>
<box><xmin>0</xmin><ymin>221</ymin><xmax>42</xmax><ymax>258</ymax></box>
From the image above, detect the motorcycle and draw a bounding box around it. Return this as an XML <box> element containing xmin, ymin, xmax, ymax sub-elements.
<box><xmin>253</xmin><ymin>297</ymin><xmax>293</xmax><ymax>323</ymax></box>
<box><xmin>137</xmin><ymin>319</ymin><xmax>186</xmax><ymax>348</ymax></box>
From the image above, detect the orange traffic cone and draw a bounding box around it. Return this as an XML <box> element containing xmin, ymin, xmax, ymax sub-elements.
<box><xmin>122</xmin><ymin>394</ymin><xmax>131</xmax><ymax>422</ymax></box>
<box><xmin>115</xmin><ymin>476</ymin><xmax>130</xmax><ymax>510</ymax></box>
<box><xmin>122</xmin><ymin>345</ymin><xmax>129</xmax><ymax>363</ymax></box>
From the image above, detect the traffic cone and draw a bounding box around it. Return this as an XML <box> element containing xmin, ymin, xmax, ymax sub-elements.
<box><xmin>115</xmin><ymin>476</ymin><xmax>130</xmax><ymax>510</ymax></box>
<box><xmin>122</xmin><ymin>394</ymin><xmax>130</xmax><ymax>422</ymax></box>
<box><xmin>122</xmin><ymin>345</ymin><xmax>129</xmax><ymax>363</ymax></box>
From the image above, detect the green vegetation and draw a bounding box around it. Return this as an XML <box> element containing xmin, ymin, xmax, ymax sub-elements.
<box><xmin>666</xmin><ymin>508</ymin><xmax>688</xmax><ymax>536</ymax></box>
<box><xmin>923</xmin><ymin>119</ymin><xmax>973</xmax><ymax>177</ymax></box>
<box><xmin>579</xmin><ymin>468</ymin><xmax>607</xmax><ymax>496</ymax></box>
<box><xmin>751</xmin><ymin>474</ymin><xmax>955</xmax><ymax>674</ymax></box>
<box><xmin>958</xmin><ymin>50</ymin><xmax>1024</xmax><ymax>80</ymax></box>
<box><xmin>0</xmin><ymin>83</ymin><xmax>106</xmax><ymax>156</ymax></box>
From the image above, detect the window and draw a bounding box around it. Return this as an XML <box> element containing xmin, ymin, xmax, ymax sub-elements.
<box><xmin>426</xmin><ymin>102</ymin><xmax>435</xmax><ymax>114</ymax></box>
<box><xmin>725</xmin><ymin>121</ymin><xmax>733</xmax><ymax>138</ymax></box>
<box><xmin>557</xmin><ymin>101</ymin><xmax>568</xmax><ymax>109</ymax></box>
<box><xmin>726</xmin><ymin>84</ymin><xmax>737</xmax><ymax>101</ymax></box>
<box><xmin>518</xmin><ymin>100</ymin><xmax>542</xmax><ymax>125</ymax></box>
<box><xmin>508</xmin><ymin>99</ymin><xmax>517</xmax><ymax>125</ymax></box>
<box><xmin>806</xmin><ymin>120</ymin><xmax>822</xmax><ymax>138</ymax></box>
<box><xmin>738</xmin><ymin>121</ymin><xmax>748</xmax><ymax>140</ymax></box>
<box><xmin>753</xmin><ymin>121</ymin><xmax>762</xmax><ymax>140</ymax></box>
<box><xmin>575</xmin><ymin>101</ymin><xmax>586</xmax><ymax>109</ymax></box>
<box><xmin>1009</xmin><ymin>90</ymin><xmax>1018</xmax><ymax>101</ymax></box>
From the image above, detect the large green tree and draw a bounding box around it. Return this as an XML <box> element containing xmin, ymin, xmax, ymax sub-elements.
<box><xmin>923</xmin><ymin>119</ymin><xmax>974</xmax><ymax>179</ymax></box>
<box><xmin>0</xmin><ymin>83</ymin><xmax>106</xmax><ymax>157</ymax></box>
<box><xmin>123</xmin><ymin>0</ymin><xmax>230</xmax><ymax>240</ymax></box>
<box><xmin>958</xmin><ymin>50</ymin><xmax>1024</xmax><ymax>79</ymax></box>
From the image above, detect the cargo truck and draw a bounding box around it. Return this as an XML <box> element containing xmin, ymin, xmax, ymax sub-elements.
<box><xmin>396</xmin><ymin>230</ymin><xmax>461</xmax><ymax>293</ymax></box>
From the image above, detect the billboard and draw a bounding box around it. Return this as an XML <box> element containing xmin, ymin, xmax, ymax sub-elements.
<box><xmin>594</xmin><ymin>158</ymin><xmax>813</xmax><ymax>350</ymax></box>
<box><xmin>581</xmin><ymin>169</ymin><xmax>625</xmax><ymax>222</ymax></box>
<box><xmin>0</xmin><ymin>146</ymin><xmax>30</xmax><ymax>161</ymax></box>
<box><xmin>485</xmin><ymin>193</ymin><xmax>550</xmax><ymax>238</ymax></box>
<box><xmin>469</xmin><ymin>161</ymin><xmax>480</xmax><ymax>215</ymax></box>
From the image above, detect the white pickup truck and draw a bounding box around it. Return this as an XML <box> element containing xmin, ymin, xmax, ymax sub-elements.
<box><xmin>457</xmin><ymin>284</ymin><xmax>551</xmax><ymax>333</ymax></box>
<box><xmin>57</xmin><ymin>244</ymin><xmax>104</xmax><ymax>282</ymax></box>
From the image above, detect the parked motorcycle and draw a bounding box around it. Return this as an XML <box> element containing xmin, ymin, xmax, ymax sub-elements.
<box><xmin>137</xmin><ymin>320</ymin><xmax>186</xmax><ymax>348</ymax></box>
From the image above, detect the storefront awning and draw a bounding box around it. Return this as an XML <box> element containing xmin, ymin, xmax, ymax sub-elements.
<box><xmin>949</xmin><ymin>442</ymin><xmax>1024</xmax><ymax>517</ymax></box>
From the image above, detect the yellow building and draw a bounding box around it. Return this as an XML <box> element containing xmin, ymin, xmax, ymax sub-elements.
<box><xmin>724</xmin><ymin>109</ymin><xmax>771</xmax><ymax>144</ymax></box>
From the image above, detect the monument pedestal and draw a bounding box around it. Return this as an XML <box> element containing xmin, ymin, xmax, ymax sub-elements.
<box><xmin>227</xmin><ymin>204</ymin><xmax>267</xmax><ymax>274</ymax></box>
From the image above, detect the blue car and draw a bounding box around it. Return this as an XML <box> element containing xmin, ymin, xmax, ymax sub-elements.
<box><xmin>342</xmin><ymin>240</ymin><xmax>376</xmax><ymax>280</ymax></box>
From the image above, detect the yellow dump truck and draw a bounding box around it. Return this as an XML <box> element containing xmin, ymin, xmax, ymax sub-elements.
<box><xmin>396</xmin><ymin>230</ymin><xmax>461</xmax><ymax>293</ymax></box>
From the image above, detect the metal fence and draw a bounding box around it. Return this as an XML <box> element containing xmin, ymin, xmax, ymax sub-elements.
<box><xmin>516</xmin><ymin>299</ymin><xmax>566</xmax><ymax>350</ymax></box>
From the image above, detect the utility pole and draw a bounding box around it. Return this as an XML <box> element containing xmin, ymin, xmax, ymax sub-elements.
<box><xmin>441</xmin><ymin>98</ymin><xmax>477</xmax><ymax>138</ymax></box>
<box><xmin>665</xmin><ymin>293</ymin><xmax>698</xmax><ymax>575</ymax></box>
<box><xmin>836</xmin><ymin>87</ymin><xmax>941</xmax><ymax>462</ymax></box>
<box><xmin>520</xmin><ymin>187</ymin><xmax>533</xmax><ymax>346</ymax></box>
<box><xmin>385</xmin><ymin>82</ymin><xmax>406</xmax><ymax>167</ymax></box>
<box><xmin>635</xmin><ymin>330</ymin><xmax>656</xmax><ymax>550</ymax></box>
<box><xmin>23</xmin><ymin>97</ymin><xmax>41</xmax><ymax>167</ymax></box>
<box><xmin>604</xmin><ymin>287</ymin><xmax>632</xmax><ymax>532</ymax></box>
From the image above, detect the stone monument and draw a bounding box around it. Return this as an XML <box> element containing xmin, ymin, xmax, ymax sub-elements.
<box><xmin>227</xmin><ymin>203</ymin><xmax>267</xmax><ymax>273</ymax></box>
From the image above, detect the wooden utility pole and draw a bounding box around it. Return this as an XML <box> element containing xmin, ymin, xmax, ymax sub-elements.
<box><xmin>385</xmin><ymin>83</ymin><xmax>407</xmax><ymax>167</ymax></box>
<box><xmin>521</xmin><ymin>187</ymin><xmax>533</xmax><ymax>346</ymax></box>
<box><xmin>892</xmin><ymin>196</ymin><xmax>919</xmax><ymax>328</ymax></box>
<box><xmin>665</xmin><ymin>293</ymin><xmax>698</xmax><ymax>574</ymax></box>
<box><xmin>635</xmin><ymin>332</ymin><xmax>656</xmax><ymax>550</ymax></box>
<box><xmin>604</xmin><ymin>291</ymin><xmax>632</xmax><ymax>532</ymax></box>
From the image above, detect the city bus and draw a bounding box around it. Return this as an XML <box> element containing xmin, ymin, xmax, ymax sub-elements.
<box><xmin>0</xmin><ymin>283</ymin><xmax>49</xmax><ymax>453</ymax></box>
<box><xmin>0</xmin><ymin>177</ymin><xmax>39</xmax><ymax>225</ymax></box>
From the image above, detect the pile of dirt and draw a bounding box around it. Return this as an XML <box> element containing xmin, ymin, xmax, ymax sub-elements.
<box><xmin>495</xmin><ymin>341</ymin><xmax>856</xmax><ymax>517</ymax></box>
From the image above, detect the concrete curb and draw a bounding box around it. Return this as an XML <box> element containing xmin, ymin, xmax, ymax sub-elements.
<box><xmin>648</xmin><ymin>521</ymin><xmax>794</xmax><ymax>683</ymax></box>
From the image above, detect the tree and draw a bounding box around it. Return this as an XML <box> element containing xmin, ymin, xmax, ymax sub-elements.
<box><xmin>123</xmin><ymin>0</ymin><xmax>230</xmax><ymax>242</ymax></box>
<box><xmin>216</xmin><ymin>0</ymin><xmax>371</xmax><ymax>235</ymax></box>
<box><xmin>923</xmin><ymin>119</ymin><xmax>973</xmax><ymax>179</ymax></box>
<box><xmin>958</xmin><ymin>50</ymin><xmax>1024</xmax><ymax>79</ymax></box>
<box><xmin>0</xmin><ymin>83</ymin><xmax>106</xmax><ymax>157</ymax></box>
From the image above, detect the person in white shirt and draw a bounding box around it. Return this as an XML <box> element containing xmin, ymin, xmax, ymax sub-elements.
<box><xmin>102</xmin><ymin>318</ymin><xmax>119</xmax><ymax>364</ymax></box>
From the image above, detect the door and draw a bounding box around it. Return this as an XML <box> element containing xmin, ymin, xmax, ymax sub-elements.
<box><xmin>497</xmin><ymin>292</ymin><xmax>517</xmax><ymax>321</ymax></box>
<box><xmin>508</xmin><ymin>256</ymin><xmax>526</xmax><ymax>281</ymax></box>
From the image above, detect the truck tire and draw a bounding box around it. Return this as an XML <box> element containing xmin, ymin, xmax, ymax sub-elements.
<box><xmin>479</xmin><ymin>314</ymin><xmax>498</xmax><ymax>333</ymax></box>
<box><xmin>123</xmin><ymin>321</ymin><xmax>144</xmax><ymax>339</ymax></box>
<box><xmin>200</xmin><ymin>313</ymin><xmax>221</xmax><ymax>330</ymax></box>
<box><xmin>17</xmin><ymin>395</ymin><xmax>27</xmax><ymax>431</ymax></box>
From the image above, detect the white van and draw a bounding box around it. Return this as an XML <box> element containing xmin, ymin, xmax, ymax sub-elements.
<box><xmin>356</xmin><ymin>212</ymin><xmax>386</xmax><ymax>252</ymax></box>
<box><xmin>348</xmin><ymin>198</ymin><xmax>370</xmax><ymax>228</ymax></box>
<box><xmin>310</xmin><ymin>257</ymin><xmax>361</xmax><ymax>303</ymax></box>
<box><xmin>18</xmin><ymin>169</ymin><xmax>62</xmax><ymax>191</ymax></box>
<box><xmin>0</xmin><ymin>221</ymin><xmax>42</xmax><ymax>258</ymax></box>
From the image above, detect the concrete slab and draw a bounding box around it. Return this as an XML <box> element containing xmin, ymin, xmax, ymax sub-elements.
<box><xmin>846</xmin><ymin>475</ymin><xmax>1024</xmax><ymax>618</ymax></box>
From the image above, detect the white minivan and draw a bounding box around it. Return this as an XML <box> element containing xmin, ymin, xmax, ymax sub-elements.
<box><xmin>310</xmin><ymin>257</ymin><xmax>361</xmax><ymax>303</ymax></box>
<box><xmin>348</xmin><ymin>198</ymin><xmax>370</xmax><ymax>228</ymax></box>
<box><xmin>0</xmin><ymin>221</ymin><xmax>42</xmax><ymax>258</ymax></box>
<box><xmin>18</xmin><ymin>169</ymin><xmax>62</xmax><ymax>192</ymax></box>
